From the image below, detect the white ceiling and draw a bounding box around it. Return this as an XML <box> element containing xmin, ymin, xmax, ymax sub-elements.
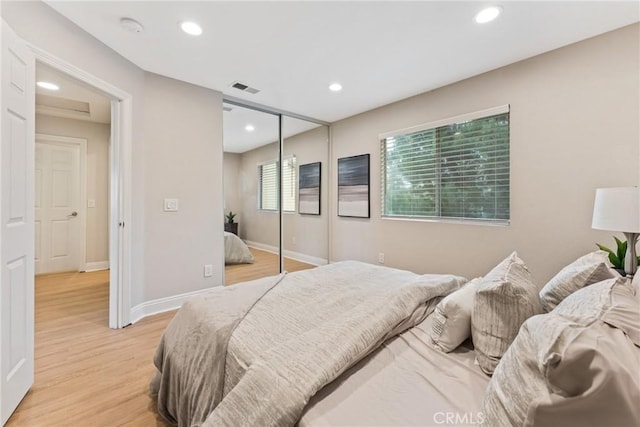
<box><xmin>36</xmin><ymin>62</ymin><xmax>111</xmax><ymax>124</ymax></box>
<box><xmin>44</xmin><ymin>1</ymin><xmax>638</xmax><ymax>140</ymax></box>
<box><xmin>223</xmin><ymin>104</ymin><xmax>321</xmax><ymax>153</ymax></box>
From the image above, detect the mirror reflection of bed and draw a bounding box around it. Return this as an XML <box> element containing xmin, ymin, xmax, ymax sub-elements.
<box><xmin>223</xmin><ymin>103</ymin><xmax>328</xmax><ymax>286</ymax></box>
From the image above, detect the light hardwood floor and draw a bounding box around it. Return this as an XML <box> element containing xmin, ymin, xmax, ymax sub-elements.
<box><xmin>7</xmin><ymin>270</ymin><xmax>174</xmax><ymax>427</ymax></box>
<box><xmin>225</xmin><ymin>247</ymin><xmax>315</xmax><ymax>285</ymax></box>
<box><xmin>7</xmin><ymin>251</ymin><xmax>314</xmax><ymax>426</ymax></box>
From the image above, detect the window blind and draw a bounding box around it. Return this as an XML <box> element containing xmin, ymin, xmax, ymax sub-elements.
<box><xmin>381</xmin><ymin>109</ymin><xmax>509</xmax><ymax>222</ymax></box>
<box><xmin>258</xmin><ymin>156</ymin><xmax>297</xmax><ymax>212</ymax></box>
<box><xmin>259</xmin><ymin>161</ymin><xmax>278</xmax><ymax>211</ymax></box>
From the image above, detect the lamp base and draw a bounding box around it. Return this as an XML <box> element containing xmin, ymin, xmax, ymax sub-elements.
<box><xmin>623</xmin><ymin>232</ymin><xmax>639</xmax><ymax>277</ymax></box>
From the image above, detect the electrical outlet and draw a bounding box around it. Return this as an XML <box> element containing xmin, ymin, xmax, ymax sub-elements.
<box><xmin>87</xmin><ymin>199</ymin><xmax>96</xmax><ymax>208</ymax></box>
<box><xmin>378</xmin><ymin>253</ymin><xmax>385</xmax><ymax>264</ymax></box>
<box><xmin>204</xmin><ymin>264</ymin><xmax>213</xmax><ymax>277</ymax></box>
<box><xmin>292</xmin><ymin>236</ymin><xmax>297</xmax><ymax>245</ymax></box>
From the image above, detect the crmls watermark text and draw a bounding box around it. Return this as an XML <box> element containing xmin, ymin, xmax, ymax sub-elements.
<box><xmin>433</xmin><ymin>412</ymin><xmax>485</xmax><ymax>425</ymax></box>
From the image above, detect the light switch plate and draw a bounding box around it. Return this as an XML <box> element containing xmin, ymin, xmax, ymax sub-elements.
<box><xmin>87</xmin><ymin>199</ymin><xmax>96</xmax><ymax>208</ymax></box>
<box><xmin>204</xmin><ymin>264</ymin><xmax>213</xmax><ymax>277</ymax></box>
<box><xmin>164</xmin><ymin>198</ymin><xmax>179</xmax><ymax>212</ymax></box>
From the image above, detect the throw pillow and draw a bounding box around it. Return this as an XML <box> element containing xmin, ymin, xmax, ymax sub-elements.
<box><xmin>471</xmin><ymin>252</ymin><xmax>541</xmax><ymax>375</ymax></box>
<box><xmin>430</xmin><ymin>277</ymin><xmax>481</xmax><ymax>352</ymax></box>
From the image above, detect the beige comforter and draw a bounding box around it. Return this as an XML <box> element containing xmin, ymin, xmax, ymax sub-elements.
<box><xmin>151</xmin><ymin>261</ymin><xmax>466</xmax><ymax>427</ymax></box>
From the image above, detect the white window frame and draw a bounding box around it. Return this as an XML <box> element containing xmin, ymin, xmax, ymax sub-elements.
<box><xmin>258</xmin><ymin>155</ymin><xmax>297</xmax><ymax>213</ymax></box>
<box><xmin>379</xmin><ymin>105</ymin><xmax>510</xmax><ymax>225</ymax></box>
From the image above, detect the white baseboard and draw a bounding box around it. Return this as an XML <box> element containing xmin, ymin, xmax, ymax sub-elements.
<box><xmin>129</xmin><ymin>284</ymin><xmax>223</xmax><ymax>324</ymax></box>
<box><xmin>83</xmin><ymin>261</ymin><xmax>109</xmax><ymax>272</ymax></box>
<box><xmin>245</xmin><ymin>240</ymin><xmax>328</xmax><ymax>266</ymax></box>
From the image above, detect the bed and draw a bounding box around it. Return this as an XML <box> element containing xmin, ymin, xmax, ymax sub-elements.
<box><xmin>224</xmin><ymin>231</ymin><xmax>254</xmax><ymax>265</ymax></box>
<box><xmin>151</xmin><ymin>253</ymin><xmax>640</xmax><ymax>427</ymax></box>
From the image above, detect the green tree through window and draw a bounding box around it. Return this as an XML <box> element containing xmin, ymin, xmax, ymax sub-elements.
<box><xmin>381</xmin><ymin>111</ymin><xmax>509</xmax><ymax>222</ymax></box>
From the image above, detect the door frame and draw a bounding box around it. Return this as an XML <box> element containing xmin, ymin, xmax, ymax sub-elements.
<box><xmin>35</xmin><ymin>134</ymin><xmax>88</xmax><ymax>273</ymax></box>
<box><xmin>28</xmin><ymin>44</ymin><xmax>132</xmax><ymax>328</ymax></box>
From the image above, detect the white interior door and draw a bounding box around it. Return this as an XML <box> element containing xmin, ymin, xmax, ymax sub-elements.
<box><xmin>34</xmin><ymin>140</ymin><xmax>81</xmax><ymax>274</ymax></box>
<box><xmin>1</xmin><ymin>20</ymin><xmax>35</xmax><ymax>424</ymax></box>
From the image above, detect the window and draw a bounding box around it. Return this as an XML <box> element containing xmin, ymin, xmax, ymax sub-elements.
<box><xmin>381</xmin><ymin>106</ymin><xmax>509</xmax><ymax>223</ymax></box>
<box><xmin>258</xmin><ymin>156</ymin><xmax>297</xmax><ymax>212</ymax></box>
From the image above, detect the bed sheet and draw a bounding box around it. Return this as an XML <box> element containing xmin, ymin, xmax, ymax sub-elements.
<box><xmin>299</xmin><ymin>315</ymin><xmax>490</xmax><ymax>427</ymax></box>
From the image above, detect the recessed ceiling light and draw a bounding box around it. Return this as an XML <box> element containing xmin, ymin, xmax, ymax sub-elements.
<box><xmin>329</xmin><ymin>83</ymin><xmax>343</xmax><ymax>92</ymax></box>
<box><xmin>180</xmin><ymin>21</ymin><xmax>203</xmax><ymax>36</ymax></box>
<box><xmin>37</xmin><ymin>81</ymin><xmax>59</xmax><ymax>91</ymax></box>
<box><xmin>245</xmin><ymin>125</ymin><xmax>255</xmax><ymax>132</ymax></box>
<box><xmin>474</xmin><ymin>6</ymin><xmax>502</xmax><ymax>24</ymax></box>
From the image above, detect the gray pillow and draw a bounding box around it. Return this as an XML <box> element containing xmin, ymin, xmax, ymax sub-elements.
<box><xmin>539</xmin><ymin>250</ymin><xmax>614</xmax><ymax>312</ymax></box>
<box><xmin>484</xmin><ymin>277</ymin><xmax>640</xmax><ymax>427</ymax></box>
<box><xmin>471</xmin><ymin>252</ymin><xmax>541</xmax><ymax>375</ymax></box>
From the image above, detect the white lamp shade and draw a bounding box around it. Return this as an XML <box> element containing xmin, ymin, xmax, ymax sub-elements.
<box><xmin>592</xmin><ymin>187</ymin><xmax>640</xmax><ymax>233</ymax></box>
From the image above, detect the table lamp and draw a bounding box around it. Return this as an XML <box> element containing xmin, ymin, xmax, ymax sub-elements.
<box><xmin>592</xmin><ymin>187</ymin><xmax>640</xmax><ymax>276</ymax></box>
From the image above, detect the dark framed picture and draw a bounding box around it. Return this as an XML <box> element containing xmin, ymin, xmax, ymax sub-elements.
<box><xmin>338</xmin><ymin>154</ymin><xmax>370</xmax><ymax>218</ymax></box>
<box><xmin>298</xmin><ymin>162</ymin><xmax>321</xmax><ymax>215</ymax></box>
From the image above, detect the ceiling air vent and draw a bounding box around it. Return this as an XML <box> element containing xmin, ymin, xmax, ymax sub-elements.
<box><xmin>230</xmin><ymin>81</ymin><xmax>260</xmax><ymax>95</ymax></box>
<box><xmin>36</xmin><ymin>94</ymin><xmax>91</xmax><ymax>120</ymax></box>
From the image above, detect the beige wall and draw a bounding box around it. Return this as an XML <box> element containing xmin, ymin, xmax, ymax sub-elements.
<box><xmin>282</xmin><ymin>125</ymin><xmax>329</xmax><ymax>262</ymax></box>
<box><xmin>229</xmin><ymin>125</ymin><xmax>329</xmax><ymax>263</ymax></box>
<box><xmin>223</xmin><ymin>152</ymin><xmax>242</xmax><ymax>222</ymax></box>
<box><xmin>143</xmin><ymin>72</ymin><xmax>223</xmax><ymax>301</ymax></box>
<box><xmin>330</xmin><ymin>23</ymin><xmax>640</xmax><ymax>284</ymax></box>
<box><xmin>2</xmin><ymin>1</ymin><xmax>225</xmax><ymax>309</ymax></box>
<box><xmin>35</xmin><ymin>114</ymin><xmax>110</xmax><ymax>264</ymax></box>
<box><xmin>236</xmin><ymin>142</ymin><xmax>280</xmax><ymax>246</ymax></box>
<box><xmin>4</xmin><ymin>1</ymin><xmax>637</xmax><ymax>306</ymax></box>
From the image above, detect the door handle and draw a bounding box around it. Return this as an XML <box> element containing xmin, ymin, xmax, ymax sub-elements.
<box><xmin>68</xmin><ymin>211</ymin><xmax>78</xmax><ymax>218</ymax></box>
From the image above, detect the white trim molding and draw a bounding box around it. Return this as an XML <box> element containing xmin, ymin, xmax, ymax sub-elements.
<box><xmin>129</xmin><ymin>285</ymin><xmax>223</xmax><ymax>324</ymax></box>
<box><xmin>28</xmin><ymin>42</ymin><xmax>134</xmax><ymax>329</ymax></box>
<box><xmin>83</xmin><ymin>261</ymin><xmax>109</xmax><ymax>272</ymax></box>
<box><xmin>245</xmin><ymin>240</ymin><xmax>328</xmax><ymax>266</ymax></box>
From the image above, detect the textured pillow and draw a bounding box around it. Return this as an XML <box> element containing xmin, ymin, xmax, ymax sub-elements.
<box><xmin>430</xmin><ymin>277</ymin><xmax>481</xmax><ymax>352</ymax></box>
<box><xmin>471</xmin><ymin>252</ymin><xmax>541</xmax><ymax>375</ymax></box>
<box><xmin>484</xmin><ymin>277</ymin><xmax>640</xmax><ymax>427</ymax></box>
<box><xmin>539</xmin><ymin>250</ymin><xmax>614</xmax><ymax>312</ymax></box>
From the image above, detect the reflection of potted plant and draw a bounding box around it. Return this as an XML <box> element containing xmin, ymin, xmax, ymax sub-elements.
<box><xmin>224</xmin><ymin>212</ymin><xmax>238</xmax><ymax>235</ymax></box>
<box><xmin>597</xmin><ymin>236</ymin><xmax>640</xmax><ymax>276</ymax></box>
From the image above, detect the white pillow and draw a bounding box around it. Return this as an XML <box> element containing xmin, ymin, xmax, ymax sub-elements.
<box><xmin>471</xmin><ymin>252</ymin><xmax>542</xmax><ymax>375</ymax></box>
<box><xmin>539</xmin><ymin>250</ymin><xmax>614</xmax><ymax>312</ymax></box>
<box><xmin>430</xmin><ymin>278</ymin><xmax>481</xmax><ymax>352</ymax></box>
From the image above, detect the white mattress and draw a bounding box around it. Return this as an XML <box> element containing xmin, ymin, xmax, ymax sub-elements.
<box><xmin>299</xmin><ymin>315</ymin><xmax>490</xmax><ymax>427</ymax></box>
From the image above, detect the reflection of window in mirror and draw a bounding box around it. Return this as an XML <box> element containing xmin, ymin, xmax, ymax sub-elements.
<box><xmin>222</xmin><ymin>102</ymin><xmax>329</xmax><ymax>286</ymax></box>
<box><xmin>258</xmin><ymin>156</ymin><xmax>297</xmax><ymax>212</ymax></box>
<box><xmin>223</xmin><ymin>103</ymin><xmax>280</xmax><ymax>285</ymax></box>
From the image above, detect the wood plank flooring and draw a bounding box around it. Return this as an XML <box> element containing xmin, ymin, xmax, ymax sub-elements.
<box><xmin>7</xmin><ymin>270</ymin><xmax>174</xmax><ymax>427</ymax></box>
<box><xmin>7</xmin><ymin>251</ymin><xmax>315</xmax><ymax>426</ymax></box>
<box><xmin>225</xmin><ymin>247</ymin><xmax>316</xmax><ymax>285</ymax></box>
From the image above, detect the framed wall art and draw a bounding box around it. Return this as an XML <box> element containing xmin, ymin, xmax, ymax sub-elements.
<box><xmin>338</xmin><ymin>154</ymin><xmax>370</xmax><ymax>218</ymax></box>
<box><xmin>298</xmin><ymin>162</ymin><xmax>321</xmax><ymax>215</ymax></box>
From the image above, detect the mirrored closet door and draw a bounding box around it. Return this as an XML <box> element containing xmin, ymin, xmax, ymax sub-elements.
<box><xmin>222</xmin><ymin>101</ymin><xmax>329</xmax><ymax>285</ymax></box>
<box><xmin>222</xmin><ymin>103</ymin><xmax>279</xmax><ymax>285</ymax></box>
<box><xmin>281</xmin><ymin>116</ymin><xmax>329</xmax><ymax>272</ymax></box>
